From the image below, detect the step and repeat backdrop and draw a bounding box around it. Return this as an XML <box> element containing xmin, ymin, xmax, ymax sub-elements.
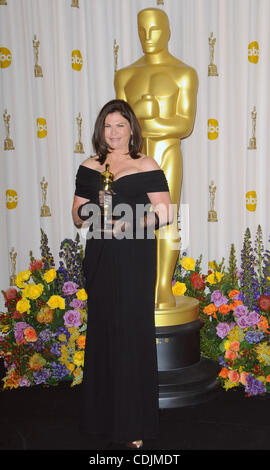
<box><xmin>0</xmin><ymin>0</ymin><xmax>269</xmax><ymax>306</ymax></box>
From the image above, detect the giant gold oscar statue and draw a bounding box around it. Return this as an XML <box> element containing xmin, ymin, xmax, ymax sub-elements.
<box><xmin>115</xmin><ymin>8</ymin><xmax>199</xmax><ymax>327</ymax></box>
<box><xmin>115</xmin><ymin>9</ymin><xmax>219</xmax><ymax>407</ymax></box>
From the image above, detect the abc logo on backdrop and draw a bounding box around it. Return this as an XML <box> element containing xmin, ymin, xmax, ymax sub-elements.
<box><xmin>248</xmin><ymin>41</ymin><xmax>259</xmax><ymax>63</ymax></box>
<box><xmin>208</xmin><ymin>119</ymin><xmax>219</xmax><ymax>140</ymax></box>
<box><xmin>6</xmin><ymin>189</ymin><xmax>18</xmax><ymax>209</ymax></box>
<box><xmin>0</xmin><ymin>47</ymin><xmax>12</xmax><ymax>68</ymax></box>
<box><xmin>246</xmin><ymin>191</ymin><xmax>257</xmax><ymax>211</ymax></box>
<box><xmin>72</xmin><ymin>50</ymin><xmax>83</xmax><ymax>71</ymax></box>
<box><xmin>37</xmin><ymin>118</ymin><xmax>47</xmax><ymax>138</ymax></box>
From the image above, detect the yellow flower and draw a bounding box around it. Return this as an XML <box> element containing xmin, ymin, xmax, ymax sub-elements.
<box><xmin>23</xmin><ymin>283</ymin><xmax>44</xmax><ymax>300</ymax></box>
<box><xmin>172</xmin><ymin>281</ymin><xmax>187</xmax><ymax>296</ymax></box>
<box><xmin>16</xmin><ymin>298</ymin><xmax>31</xmax><ymax>314</ymax></box>
<box><xmin>0</xmin><ymin>325</ymin><xmax>9</xmax><ymax>333</ymax></box>
<box><xmin>47</xmin><ymin>295</ymin><xmax>65</xmax><ymax>310</ymax></box>
<box><xmin>180</xmin><ymin>257</ymin><xmax>195</xmax><ymax>271</ymax></box>
<box><xmin>15</xmin><ymin>270</ymin><xmax>31</xmax><ymax>289</ymax></box>
<box><xmin>73</xmin><ymin>350</ymin><xmax>85</xmax><ymax>367</ymax></box>
<box><xmin>208</xmin><ymin>261</ymin><xmax>217</xmax><ymax>270</ymax></box>
<box><xmin>206</xmin><ymin>271</ymin><xmax>224</xmax><ymax>285</ymax></box>
<box><xmin>43</xmin><ymin>269</ymin><xmax>56</xmax><ymax>283</ymax></box>
<box><xmin>66</xmin><ymin>363</ymin><xmax>75</xmax><ymax>373</ymax></box>
<box><xmin>76</xmin><ymin>288</ymin><xmax>88</xmax><ymax>301</ymax></box>
<box><xmin>224</xmin><ymin>340</ymin><xmax>231</xmax><ymax>351</ymax></box>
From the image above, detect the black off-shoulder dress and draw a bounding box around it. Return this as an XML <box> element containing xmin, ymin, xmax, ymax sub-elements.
<box><xmin>74</xmin><ymin>164</ymin><xmax>169</xmax><ymax>443</ymax></box>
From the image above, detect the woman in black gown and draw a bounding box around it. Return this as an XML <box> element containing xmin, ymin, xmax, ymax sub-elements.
<box><xmin>72</xmin><ymin>99</ymin><xmax>173</xmax><ymax>449</ymax></box>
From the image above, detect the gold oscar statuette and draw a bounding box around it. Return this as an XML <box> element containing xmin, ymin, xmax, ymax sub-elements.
<box><xmin>208</xmin><ymin>32</ymin><xmax>219</xmax><ymax>76</ymax></box>
<box><xmin>208</xmin><ymin>180</ymin><xmax>218</xmax><ymax>222</ymax></box>
<box><xmin>113</xmin><ymin>40</ymin><xmax>119</xmax><ymax>75</ymax></box>
<box><xmin>99</xmin><ymin>164</ymin><xmax>114</xmax><ymax>231</ymax></box>
<box><xmin>3</xmin><ymin>109</ymin><xmax>15</xmax><ymax>150</ymax></box>
<box><xmin>71</xmin><ymin>0</ymin><xmax>79</xmax><ymax>7</ymax></box>
<box><xmin>74</xmin><ymin>112</ymin><xmax>85</xmax><ymax>154</ymax></box>
<box><xmin>33</xmin><ymin>35</ymin><xmax>43</xmax><ymax>77</ymax></box>
<box><xmin>248</xmin><ymin>106</ymin><xmax>257</xmax><ymax>150</ymax></box>
<box><xmin>40</xmin><ymin>177</ymin><xmax>51</xmax><ymax>217</ymax></box>
<box><xmin>9</xmin><ymin>247</ymin><xmax>17</xmax><ymax>286</ymax></box>
<box><xmin>115</xmin><ymin>8</ymin><xmax>199</xmax><ymax>326</ymax></box>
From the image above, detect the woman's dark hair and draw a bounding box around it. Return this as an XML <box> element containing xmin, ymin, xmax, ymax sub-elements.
<box><xmin>92</xmin><ymin>99</ymin><xmax>143</xmax><ymax>163</ymax></box>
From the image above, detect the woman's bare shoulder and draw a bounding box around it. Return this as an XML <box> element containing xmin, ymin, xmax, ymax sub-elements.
<box><xmin>137</xmin><ymin>154</ymin><xmax>161</xmax><ymax>171</ymax></box>
<box><xmin>81</xmin><ymin>155</ymin><xmax>100</xmax><ymax>169</ymax></box>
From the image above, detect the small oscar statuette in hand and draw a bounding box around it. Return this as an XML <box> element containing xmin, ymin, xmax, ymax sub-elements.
<box><xmin>99</xmin><ymin>164</ymin><xmax>114</xmax><ymax>231</ymax></box>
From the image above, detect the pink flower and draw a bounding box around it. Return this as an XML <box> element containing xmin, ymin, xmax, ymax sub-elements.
<box><xmin>69</xmin><ymin>298</ymin><xmax>85</xmax><ymax>309</ymax></box>
<box><xmin>63</xmin><ymin>309</ymin><xmax>82</xmax><ymax>328</ymax></box>
<box><xmin>228</xmin><ymin>370</ymin><xmax>240</xmax><ymax>383</ymax></box>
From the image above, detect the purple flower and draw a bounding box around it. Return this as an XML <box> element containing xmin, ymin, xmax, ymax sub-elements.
<box><xmin>14</xmin><ymin>322</ymin><xmax>29</xmax><ymax>343</ymax></box>
<box><xmin>245</xmin><ymin>330</ymin><xmax>264</xmax><ymax>344</ymax></box>
<box><xmin>63</xmin><ymin>309</ymin><xmax>82</xmax><ymax>328</ymax></box>
<box><xmin>236</xmin><ymin>315</ymin><xmax>249</xmax><ymax>329</ymax></box>
<box><xmin>211</xmin><ymin>290</ymin><xmax>228</xmax><ymax>307</ymax></box>
<box><xmin>69</xmin><ymin>298</ymin><xmax>85</xmax><ymax>309</ymax></box>
<box><xmin>39</xmin><ymin>328</ymin><xmax>52</xmax><ymax>343</ymax></box>
<box><xmin>234</xmin><ymin>305</ymin><xmax>249</xmax><ymax>318</ymax></box>
<box><xmin>216</xmin><ymin>322</ymin><xmax>235</xmax><ymax>339</ymax></box>
<box><xmin>33</xmin><ymin>368</ymin><xmax>51</xmax><ymax>385</ymax></box>
<box><xmin>50</xmin><ymin>342</ymin><xmax>61</xmax><ymax>357</ymax></box>
<box><xmin>62</xmin><ymin>281</ymin><xmax>78</xmax><ymax>296</ymax></box>
<box><xmin>19</xmin><ymin>377</ymin><xmax>31</xmax><ymax>387</ymax></box>
<box><xmin>246</xmin><ymin>311</ymin><xmax>261</xmax><ymax>327</ymax></box>
<box><xmin>245</xmin><ymin>375</ymin><xmax>266</xmax><ymax>396</ymax></box>
<box><xmin>52</xmin><ymin>362</ymin><xmax>69</xmax><ymax>379</ymax></box>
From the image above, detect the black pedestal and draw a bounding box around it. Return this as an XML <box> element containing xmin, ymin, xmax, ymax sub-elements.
<box><xmin>156</xmin><ymin>320</ymin><xmax>220</xmax><ymax>408</ymax></box>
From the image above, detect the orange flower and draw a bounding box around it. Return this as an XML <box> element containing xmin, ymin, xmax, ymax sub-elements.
<box><xmin>240</xmin><ymin>372</ymin><xmax>248</xmax><ymax>385</ymax></box>
<box><xmin>37</xmin><ymin>305</ymin><xmax>54</xmax><ymax>323</ymax></box>
<box><xmin>228</xmin><ymin>289</ymin><xmax>240</xmax><ymax>299</ymax></box>
<box><xmin>231</xmin><ymin>299</ymin><xmax>243</xmax><ymax>310</ymax></box>
<box><xmin>24</xmin><ymin>326</ymin><xmax>37</xmax><ymax>342</ymax></box>
<box><xmin>225</xmin><ymin>349</ymin><xmax>238</xmax><ymax>360</ymax></box>
<box><xmin>219</xmin><ymin>367</ymin><xmax>229</xmax><ymax>378</ymax></box>
<box><xmin>266</xmin><ymin>375</ymin><xmax>270</xmax><ymax>383</ymax></box>
<box><xmin>258</xmin><ymin>315</ymin><xmax>270</xmax><ymax>333</ymax></box>
<box><xmin>229</xmin><ymin>340</ymin><xmax>240</xmax><ymax>352</ymax></box>
<box><xmin>203</xmin><ymin>303</ymin><xmax>218</xmax><ymax>315</ymax></box>
<box><xmin>228</xmin><ymin>370</ymin><xmax>240</xmax><ymax>383</ymax></box>
<box><xmin>219</xmin><ymin>304</ymin><xmax>232</xmax><ymax>315</ymax></box>
<box><xmin>76</xmin><ymin>335</ymin><xmax>86</xmax><ymax>349</ymax></box>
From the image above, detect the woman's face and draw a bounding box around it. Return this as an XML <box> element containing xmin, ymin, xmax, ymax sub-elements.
<box><xmin>104</xmin><ymin>112</ymin><xmax>132</xmax><ymax>152</ymax></box>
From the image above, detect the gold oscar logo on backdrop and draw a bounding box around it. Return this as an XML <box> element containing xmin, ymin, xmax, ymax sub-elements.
<box><xmin>6</xmin><ymin>189</ymin><xmax>18</xmax><ymax>209</ymax></box>
<box><xmin>208</xmin><ymin>180</ymin><xmax>218</xmax><ymax>222</ymax></box>
<box><xmin>248</xmin><ymin>41</ymin><xmax>259</xmax><ymax>63</ymax></box>
<box><xmin>0</xmin><ymin>1</ymin><xmax>8</xmax><ymax>6</ymax></box>
<box><xmin>37</xmin><ymin>117</ymin><xmax>47</xmax><ymax>138</ymax></box>
<box><xmin>246</xmin><ymin>190</ymin><xmax>257</xmax><ymax>212</ymax></box>
<box><xmin>157</xmin><ymin>0</ymin><xmax>164</xmax><ymax>4</ymax></box>
<box><xmin>113</xmin><ymin>40</ymin><xmax>119</xmax><ymax>75</ymax></box>
<box><xmin>9</xmin><ymin>247</ymin><xmax>17</xmax><ymax>286</ymax></box>
<box><xmin>115</xmin><ymin>8</ymin><xmax>199</xmax><ymax>325</ymax></box>
<box><xmin>248</xmin><ymin>106</ymin><xmax>257</xmax><ymax>149</ymax></box>
<box><xmin>71</xmin><ymin>0</ymin><xmax>79</xmax><ymax>7</ymax></box>
<box><xmin>72</xmin><ymin>50</ymin><xmax>83</xmax><ymax>71</ymax></box>
<box><xmin>74</xmin><ymin>112</ymin><xmax>85</xmax><ymax>154</ymax></box>
<box><xmin>40</xmin><ymin>177</ymin><xmax>51</xmax><ymax>217</ymax></box>
<box><xmin>208</xmin><ymin>118</ymin><xmax>219</xmax><ymax>140</ymax></box>
<box><xmin>208</xmin><ymin>32</ymin><xmax>219</xmax><ymax>76</ymax></box>
<box><xmin>3</xmin><ymin>109</ymin><xmax>15</xmax><ymax>150</ymax></box>
<box><xmin>0</xmin><ymin>47</ymin><xmax>12</xmax><ymax>68</ymax></box>
<box><xmin>33</xmin><ymin>35</ymin><xmax>43</xmax><ymax>77</ymax></box>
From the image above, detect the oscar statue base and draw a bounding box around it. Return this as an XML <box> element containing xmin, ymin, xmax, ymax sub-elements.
<box><xmin>155</xmin><ymin>296</ymin><xmax>220</xmax><ymax>408</ymax></box>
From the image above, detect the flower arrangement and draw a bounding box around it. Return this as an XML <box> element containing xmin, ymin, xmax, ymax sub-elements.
<box><xmin>0</xmin><ymin>230</ymin><xmax>87</xmax><ymax>390</ymax></box>
<box><xmin>173</xmin><ymin>226</ymin><xmax>270</xmax><ymax>396</ymax></box>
